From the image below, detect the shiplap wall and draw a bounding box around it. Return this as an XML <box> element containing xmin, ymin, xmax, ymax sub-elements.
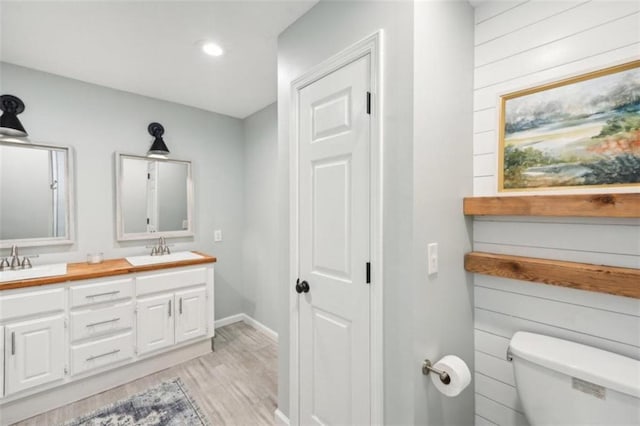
<box><xmin>471</xmin><ymin>1</ymin><xmax>640</xmax><ymax>425</ymax></box>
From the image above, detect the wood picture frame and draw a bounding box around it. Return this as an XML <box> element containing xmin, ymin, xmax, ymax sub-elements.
<box><xmin>498</xmin><ymin>60</ymin><xmax>640</xmax><ymax>192</ymax></box>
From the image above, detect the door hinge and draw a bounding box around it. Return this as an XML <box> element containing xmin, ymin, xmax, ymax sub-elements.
<box><xmin>366</xmin><ymin>92</ymin><xmax>371</xmax><ymax>115</ymax></box>
<box><xmin>366</xmin><ymin>262</ymin><xmax>371</xmax><ymax>284</ymax></box>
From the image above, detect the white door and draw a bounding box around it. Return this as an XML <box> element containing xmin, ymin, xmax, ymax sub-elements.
<box><xmin>297</xmin><ymin>54</ymin><xmax>371</xmax><ymax>425</ymax></box>
<box><xmin>175</xmin><ymin>287</ymin><xmax>207</xmax><ymax>344</ymax></box>
<box><xmin>4</xmin><ymin>315</ymin><xmax>65</xmax><ymax>395</ymax></box>
<box><xmin>137</xmin><ymin>293</ymin><xmax>175</xmax><ymax>355</ymax></box>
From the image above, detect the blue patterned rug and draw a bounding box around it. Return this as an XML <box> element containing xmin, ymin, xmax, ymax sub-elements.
<box><xmin>65</xmin><ymin>378</ymin><xmax>209</xmax><ymax>426</ymax></box>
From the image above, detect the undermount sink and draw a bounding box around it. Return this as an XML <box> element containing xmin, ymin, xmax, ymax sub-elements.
<box><xmin>125</xmin><ymin>251</ymin><xmax>203</xmax><ymax>266</ymax></box>
<box><xmin>0</xmin><ymin>263</ymin><xmax>68</xmax><ymax>283</ymax></box>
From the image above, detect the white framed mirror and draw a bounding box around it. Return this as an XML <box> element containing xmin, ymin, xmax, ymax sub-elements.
<box><xmin>0</xmin><ymin>140</ymin><xmax>75</xmax><ymax>248</ymax></box>
<box><xmin>115</xmin><ymin>153</ymin><xmax>194</xmax><ymax>241</ymax></box>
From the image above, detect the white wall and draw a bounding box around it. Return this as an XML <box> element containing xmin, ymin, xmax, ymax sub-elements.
<box><xmin>413</xmin><ymin>2</ymin><xmax>475</xmax><ymax>425</ymax></box>
<box><xmin>0</xmin><ymin>62</ymin><xmax>246</xmax><ymax>320</ymax></box>
<box><xmin>242</xmin><ymin>102</ymin><xmax>279</xmax><ymax>332</ymax></box>
<box><xmin>471</xmin><ymin>2</ymin><xmax>640</xmax><ymax>425</ymax></box>
<box><xmin>277</xmin><ymin>1</ymin><xmax>415</xmax><ymax>421</ymax></box>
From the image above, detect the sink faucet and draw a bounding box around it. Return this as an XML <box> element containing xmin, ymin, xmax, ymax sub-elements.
<box><xmin>1</xmin><ymin>245</ymin><xmax>35</xmax><ymax>270</ymax></box>
<box><xmin>9</xmin><ymin>244</ymin><xmax>20</xmax><ymax>270</ymax></box>
<box><xmin>150</xmin><ymin>237</ymin><xmax>171</xmax><ymax>256</ymax></box>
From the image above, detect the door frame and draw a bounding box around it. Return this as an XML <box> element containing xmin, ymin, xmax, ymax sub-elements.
<box><xmin>289</xmin><ymin>31</ymin><xmax>383</xmax><ymax>425</ymax></box>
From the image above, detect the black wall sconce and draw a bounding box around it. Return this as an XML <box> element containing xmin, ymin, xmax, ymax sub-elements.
<box><xmin>147</xmin><ymin>122</ymin><xmax>170</xmax><ymax>159</ymax></box>
<box><xmin>0</xmin><ymin>95</ymin><xmax>28</xmax><ymax>137</ymax></box>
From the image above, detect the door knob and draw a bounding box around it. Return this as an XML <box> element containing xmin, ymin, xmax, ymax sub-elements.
<box><xmin>295</xmin><ymin>279</ymin><xmax>310</xmax><ymax>294</ymax></box>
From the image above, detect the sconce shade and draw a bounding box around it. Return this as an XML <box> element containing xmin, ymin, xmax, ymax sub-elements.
<box><xmin>147</xmin><ymin>122</ymin><xmax>170</xmax><ymax>158</ymax></box>
<box><xmin>0</xmin><ymin>95</ymin><xmax>28</xmax><ymax>137</ymax></box>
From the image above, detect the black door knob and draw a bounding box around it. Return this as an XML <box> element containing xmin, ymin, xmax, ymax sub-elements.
<box><xmin>295</xmin><ymin>279</ymin><xmax>310</xmax><ymax>294</ymax></box>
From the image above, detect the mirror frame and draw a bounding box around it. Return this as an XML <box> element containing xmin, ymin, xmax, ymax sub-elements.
<box><xmin>0</xmin><ymin>140</ymin><xmax>75</xmax><ymax>248</ymax></box>
<box><xmin>115</xmin><ymin>153</ymin><xmax>194</xmax><ymax>241</ymax></box>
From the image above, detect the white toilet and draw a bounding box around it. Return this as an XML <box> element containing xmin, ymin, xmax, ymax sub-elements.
<box><xmin>508</xmin><ymin>332</ymin><xmax>640</xmax><ymax>425</ymax></box>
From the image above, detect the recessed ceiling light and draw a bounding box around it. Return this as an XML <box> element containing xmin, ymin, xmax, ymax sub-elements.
<box><xmin>202</xmin><ymin>42</ymin><xmax>224</xmax><ymax>57</ymax></box>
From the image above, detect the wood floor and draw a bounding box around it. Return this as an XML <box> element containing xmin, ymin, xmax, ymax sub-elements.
<box><xmin>15</xmin><ymin>322</ymin><xmax>278</xmax><ymax>426</ymax></box>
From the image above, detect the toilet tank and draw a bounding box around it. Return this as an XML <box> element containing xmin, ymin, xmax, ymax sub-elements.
<box><xmin>509</xmin><ymin>332</ymin><xmax>640</xmax><ymax>425</ymax></box>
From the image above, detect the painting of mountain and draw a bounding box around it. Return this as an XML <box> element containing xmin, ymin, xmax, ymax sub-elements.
<box><xmin>499</xmin><ymin>61</ymin><xmax>640</xmax><ymax>191</ymax></box>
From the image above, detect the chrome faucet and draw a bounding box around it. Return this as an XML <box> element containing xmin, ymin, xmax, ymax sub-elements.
<box><xmin>150</xmin><ymin>237</ymin><xmax>171</xmax><ymax>256</ymax></box>
<box><xmin>2</xmin><ymin>245</ymin><xmax>35</xmax><ymax>270</ymax></box>
<box><xmin>9</xmin><ymin>244</ymin><xmax>20</xmax><ymax>270</ymax></box>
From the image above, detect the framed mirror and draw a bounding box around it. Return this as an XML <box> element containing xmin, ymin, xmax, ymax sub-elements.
<box><xmin>116</xmin><ymin>153</ymin><xmax>193</xmax><ymax>241</ymax></box>
<box><xmin>0</xmin><ymin>140</ymin><xmax>75</xmax><ymax>248</ymax></box>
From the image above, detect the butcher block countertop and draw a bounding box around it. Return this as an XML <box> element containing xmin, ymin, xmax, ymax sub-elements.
<box><xmin>0</xmin><ymin>251</ymin><xmax>216</xmax><ymax>291</ymax></box>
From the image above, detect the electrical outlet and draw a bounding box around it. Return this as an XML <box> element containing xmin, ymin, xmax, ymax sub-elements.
<box><xmin>214</xmin><ymin>229</ymin><xmax>223</xmax><ymax>242</ymax></box>
<box><xmin>427</xmin><ymin>243</ymin><xmax>438</xmax><ymax>275</ymax></box>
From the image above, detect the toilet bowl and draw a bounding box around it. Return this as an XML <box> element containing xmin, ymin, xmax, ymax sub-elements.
<box><xmin>509</xmin><ymin>332</ymin><xmax>640</xmax><ymax>425</ymax></box>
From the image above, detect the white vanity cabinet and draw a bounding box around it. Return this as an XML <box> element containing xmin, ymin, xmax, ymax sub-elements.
<box><xmin>0</xmin><ymin>261</ymin><xmax>215</xmax><ymax>426</ymax></box>
<box><xmin>175</xmin><ymin>287</ymin><xmax>207</xmax><ymax>343</ymax></box>
<box><xmin>68</xmin><ymin>277</ymin><xmax>135</xmax><ymax>377</ymax></box>
<box><xmin>136</xmin><ymin>267</ymin><xmax>209</xmax><ymax>355</ymax></box>
<box><xmin>137</xmin><ymin>293</ymin><xmax>175</xmax><ymax>354</ymax></box>
<box><xmin>4</xmin><ymin>315</ymin><xmax>65</xmax><ymax>395</ymax></box>
<box><xmin>0</xmin><ymin>287</ymin><xmax>66</xmax><ymax>397</ymax></box>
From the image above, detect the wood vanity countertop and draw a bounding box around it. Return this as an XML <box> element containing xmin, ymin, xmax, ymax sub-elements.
<box><xmin>0</xmin><ymin>251</ymin><xmax>216</xmax><ymax>291</ymax></box>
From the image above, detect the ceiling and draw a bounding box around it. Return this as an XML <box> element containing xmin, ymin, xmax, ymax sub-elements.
<box><xmin>0</xmin><ymin>1</ymin><xmax>318</xmax><ymax>119</ymax></box>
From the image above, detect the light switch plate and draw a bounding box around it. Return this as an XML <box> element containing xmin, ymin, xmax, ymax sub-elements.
<box><xmin>214</xmin><ymin>229</ymin><xmax>223</xmax><ymax>242</ymax></box>
<box><xmin>427</xmin><ymin>243</ymin><xmax>438</xmax><ymax>275</ymax></box>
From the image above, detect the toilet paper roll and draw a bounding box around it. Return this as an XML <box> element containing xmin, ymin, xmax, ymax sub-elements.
<box><xmin>430</xmin><ymin>355</ymin><xmax>471</xmax><ymax>397</ymax></box>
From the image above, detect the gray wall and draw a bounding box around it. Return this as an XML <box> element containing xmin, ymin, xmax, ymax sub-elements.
<box><xmin>242</xmin><ymin>102</ymin><xmax>279</xmax><ymax>332</ymax></box>
<box><xmin>412</xmin><ymin>1</ymin><xmax>475</xmax><ymax>425</ymax></box>
<box><xmin>0</xmin><ymin>62</ymin><xmax>246</xmax><ymax>320</ymax></box>
<box><xmin>277</xmin><ymin>0</ymin><xmax>475</xmax><ymax>423</ymax></box>
<box><xmin>470</xmin><ymin>2</ymin><xmax>640</xmax><ymax>425</ymax></box>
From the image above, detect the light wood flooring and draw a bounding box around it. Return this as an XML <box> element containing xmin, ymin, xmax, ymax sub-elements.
<box><xmin>15</xmin><ymin>322</ymin><xmax>278</xmax><ymax>425</ymax></box>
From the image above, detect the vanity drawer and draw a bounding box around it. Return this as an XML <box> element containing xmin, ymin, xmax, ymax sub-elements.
<box><xmin>136</xmin><ymin>267</ymin><xmax>207</xmax><ymax>296</ymax></box>
<box><xmin>70</xmin><ymin>332</ymin><xmax>133</xmax><ymax>376</ymax></box>
<box><xmin>70</xmin><ymin>278</ymin><xmax>133</xmax><ymax>307</ymax></box>
<box><xmin>70</xmin><ymin>301</ymin><xmax>133</xmax><ymax>342</ymax></box>
<box><xmin>0</xmin><ymin>288</ymin><xmax>65</xmax><ymax>321</ymax></box>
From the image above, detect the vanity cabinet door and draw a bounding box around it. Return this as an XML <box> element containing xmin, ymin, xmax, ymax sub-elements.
<box><xmin>4</xmin><ymin>315</ymin><xmax>65</xmax><ymax>395</ymax></box>
<box><xmin>175</xmin><ymin>287</ymin><xmax>207</xmax><ymax>344</ymax></box>
<box><xmin>0</xmin><ymin>325</ymin><xmax>4</xmax><ymax>398</ymax></box>
<box><xmin>136</xmin><ymin>293</ymin><xmax>175</xmax><ymax>355</ymax></box>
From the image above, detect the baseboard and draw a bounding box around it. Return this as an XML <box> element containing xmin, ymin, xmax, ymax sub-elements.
<box><xmin>215</xmin><ymin>313</ymin><xmax>278</xmax><ymax>341</ymax></box>
<box><xmin>214</xmin><ymin>313</ymin><xmax>245</xmax><ymax>328</ymax></box>
<box><xmin>242</xmin><ymin>314</ymin><xmax>278</xmax><ymax>340</ymax></box>
<box><xmin>274</xmin><ymin>408</ymin><xmax>290</xmax><ymax>426</ymax></box>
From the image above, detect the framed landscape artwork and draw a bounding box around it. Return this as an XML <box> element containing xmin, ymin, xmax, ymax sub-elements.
<box><xmin>499</xmin><ymin>60</ymin><xmax>640</xmax><ymax>192</ymax></box>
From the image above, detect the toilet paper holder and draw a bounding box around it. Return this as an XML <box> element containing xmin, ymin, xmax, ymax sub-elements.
<box><xmin>422</xmin><ymin>359</ymin><xmax>451</xmax><ymax>385</ymax></box>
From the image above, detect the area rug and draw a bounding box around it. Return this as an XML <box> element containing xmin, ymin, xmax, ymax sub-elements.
<box><xmin>65</xmin><ymin>378</ymin><xmax>209</xmax><ymax>426</ymax></box>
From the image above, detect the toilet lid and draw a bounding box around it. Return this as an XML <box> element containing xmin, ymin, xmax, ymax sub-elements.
<box><xmin>509</xmin><ymin>332</ymin><xmax>640</xmax><ymax>398</ymax></box>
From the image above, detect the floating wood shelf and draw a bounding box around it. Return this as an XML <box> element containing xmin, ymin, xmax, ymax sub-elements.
<box><xmin>464</xmin><ymin>193</ymin><xmax>640</xmax><ymax>218</ymax></box>
<box><xmin>465</xmin><ymin>252</ymin><xmax>640</xmax><ymax>299</ymax></box>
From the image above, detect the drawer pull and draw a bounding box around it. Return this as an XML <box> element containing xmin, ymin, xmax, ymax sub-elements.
<box><xmin>86</xmin><ymin>349</ymin><xmax>120</xmax><ymax>362</ymax></box>
<box><xmin>168</xmin><ymin>300</ymin><xmax>172</xmax><ymax>317</ymax></box>
<box><xmin>11</xmin><ymin>332</ymin><xmax>15</xmax><ymax>355</ymax></box>
<box><xmin>179</xmin><ymin>297</ymin><xmax>183</xmax><ymax>315</ymax></box>
<box><xmin>86</xmin><ymin>290</ymin><xmax>120</xmax><ymax>299</ymax></box>
<box><xmin>86</xmin><ymin>318</ymin><xmax>120</xmax><ymax>328</ymax></box>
